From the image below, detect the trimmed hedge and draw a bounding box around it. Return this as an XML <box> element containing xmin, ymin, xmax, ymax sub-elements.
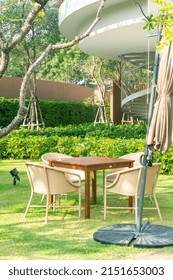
<box><xmin>0</xmin><ymin>124</ymin><xmax>173</xmax><ymax>174</ymax></box>
<box><xmin>3</xmin><ymin>123</ymin><xmax>147</xmax><ymax>139</ymax></box>
<box><xmin>0</xmin><ymin>98</ymin><xmax>19</xmax><ymax>128</ymax></box>
<box><xmin>39</xmin><ymin>100</ymin><xmax>97</xmax><ymax>126</ymax></box>
<box><xmin>0</xmin><ymin>134</ymin><xmax>145</xmax><ymax>160</ymax></box>
<box><xmin>0</xmin><ymin>98</ymin><xmax>97</xmax><ymax>127</ymax></box>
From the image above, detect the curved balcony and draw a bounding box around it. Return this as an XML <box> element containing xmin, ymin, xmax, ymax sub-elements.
<box><xmin>59</xmin><ymin>0</ymin><xmax>159</xmax><ymax>121</ymax></box>
<box><xmin>59</xmin><ymin>0</ymin><xmax>158</xmax><ymax>59</ymax></box>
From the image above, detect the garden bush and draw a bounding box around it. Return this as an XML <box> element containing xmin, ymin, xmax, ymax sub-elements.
<box><xmin>0</xmin><ymin>134</ymin><xmax>145</xmax><ymax>159</ymax></box>
<box><xmin>0</xmin><ymin>98</ymin><xmax>19</xmax><ymax>128</ymax></box>
<box><xmin>3</xmin><ymin>123</ymin><xmax>147</xmax><ymax>139</ymax></box>
<box><xmin>40</xmin><ymin>100</ymin><xmax>97</xmax><ymax>126</ymax></box>
<box><xmin>0</xmin><ymin>98</ymin><xmax>97</xmax><ymax>127</ymax></box>
<box><xmin>1</xmin><ymin>123</ymin><xmax>173</xmax><ymax>174</ymax></box>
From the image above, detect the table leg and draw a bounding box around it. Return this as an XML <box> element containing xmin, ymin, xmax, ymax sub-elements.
<box><xmin>129</xmin><ymin>162</ymin><xmax>134</xmax><ymax>212</ymax></box>
<box><xmin>103</xmin><ymin>169</ymin><xmax>105</xmax><ymax>197</ymax></box>
<box><xmin>85</xmin><ymin>171</ymin><xmax>90</xmax><ymax>219</ymax></box>
<box><xmin>48</xmin><ymin>162</ymin><xmax>53</xmax><ymax>209</ymax></box>
<box><xmin>129</xmin><ymin>196</ymin><xmax>133</xmax><ymax>212</ymax></box>
<box><xmin>92</xmin><ymin>171</ymin><xmax>97</xmax><ymax>204</ymax></box>
<box><xmin>49</xmin><ymin>195</ymin><xmax>53</xmax><ymax>209</ymax></box>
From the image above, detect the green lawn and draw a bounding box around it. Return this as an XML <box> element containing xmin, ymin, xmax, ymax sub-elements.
<box><xmin>0</xmin><ymin>159</ymin><xmax>173</xmax><ymax>260</ymax></box>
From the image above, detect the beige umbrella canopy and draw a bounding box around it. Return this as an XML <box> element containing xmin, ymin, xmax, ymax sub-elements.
<box><xmin>147</xmin><ymin>43</ymin><xmax>173</xmax><ymax>154</ymax></box>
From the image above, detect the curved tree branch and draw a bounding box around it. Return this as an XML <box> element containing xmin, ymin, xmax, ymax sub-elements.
<box><xmin>0</xmin><ymin>0</ymin><xmax>106</xmax><ymax>138</ymax></box>
<box><xmin>0</xmin><ymin>0</ymin><xmax>49</xmax><ymax>78</ymax></box>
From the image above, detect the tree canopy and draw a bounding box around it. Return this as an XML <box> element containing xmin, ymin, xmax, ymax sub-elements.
<box><xmin>144</xmin><ymin>0</ymin><xmax>173</xmax><ymax>52</ymax></box>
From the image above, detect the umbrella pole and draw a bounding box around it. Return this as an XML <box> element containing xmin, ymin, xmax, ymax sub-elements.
<box><xmin>136</xmin><ymin>28</ymin><xmax>162</xmax><ymax>233</ymax></box>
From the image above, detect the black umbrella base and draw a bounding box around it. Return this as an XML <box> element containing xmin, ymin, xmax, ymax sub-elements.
<box><xmin>93</xmin><ymin>221</ymin><xmax>173</xmax><ymax>248</ymax></box>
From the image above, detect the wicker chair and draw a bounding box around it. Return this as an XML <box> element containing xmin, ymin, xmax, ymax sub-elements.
<box><xmin>41</xmin><ymin>153</ymin><xmax>85</xmax><ymax>182</ymax></box>
<box><xmin>107</xmin><ymin>152</ymin><xmax>143</xmax><ymax>182</ymax></box>
<box><xmin>104</xmin><ymin>163</ymin><xmax>162</xmax><ymax>223</ymax></box>
<box><xmin>24</xmin><ymin>162</ymin><xmax>82</xmax><ymax>223</ymax></box>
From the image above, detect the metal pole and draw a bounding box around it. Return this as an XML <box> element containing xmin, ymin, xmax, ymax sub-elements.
<box><xmin>136</xmin><ymin>27</ymin><xmax>162</xmax><ymax>232</ymax></box>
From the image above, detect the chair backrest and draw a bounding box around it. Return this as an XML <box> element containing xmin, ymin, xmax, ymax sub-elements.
<box><xmin>25</xmin><ymin>163</ymin><xmax>48</xmax><ymax>195</ymax></box>
<box><xmin>41</xmin><ymin>152</ymin><xmax>85</xmax><ymax>181</ymax></box>
<box><xmin>109</xmin><ymin>167</ymin><xmax>142</xmax><ymax>196</ymax></box>
<box><xmin>41</xmin><ymin>153</ymin><xmax>72</xmax><ymax>165</ymax></box>
<box><xmin>25</xmin><ymin>162</ymin><xmax>78</xmax><ymax>195</ymax></box>
<box><xmin>108</xmin><ymin>163</ymin><xmax>161</xmax><ymax>197</ymax></box>
<box><xmin>45</xmin><ymin>166</ymin><xmax>79</xmax><ymax>194</ymax></box>
<box><xmin>143</xmin><ymin>163</ymin><xmax>161</xmax><ymax>196</ymax></box>
<box><xmin>119</xmin><ymin>152</ymin><xmax>143</xmax><ymax>168</ymax></box>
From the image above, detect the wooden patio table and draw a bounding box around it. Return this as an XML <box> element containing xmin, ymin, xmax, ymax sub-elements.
<box><xmin>49</xmin><ymin>156</ymin><xmax>134</xmax><ymax>219</ymax></box>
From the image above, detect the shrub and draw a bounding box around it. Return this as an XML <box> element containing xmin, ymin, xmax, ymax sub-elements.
<box><xmin>1</xmin><ymin>124</ymin><xmax>173</xmax><ymax>174</ymax></box>
<box><xmin>1</xmin><ymin>136</ymin><xmax>57</xmax><ymax>159</ymax></box>
<box><xmin>0</xmin><ymin>98</ymin><xmax>97</xmax><ymax>127</ymax></box>
<box><xmin>0</xmin><ymin>98</ymin><xmax>19</xmax><ymax>128</ymax></box>
<box><xmin>0</xmin><ymin>134</ymin><xmax>145</xmax><ymax>160</ymax></box>
<box><xmin>5</xmin><ymin>123</ymin><xmax>147</xmax><ymax>139</ymax></box>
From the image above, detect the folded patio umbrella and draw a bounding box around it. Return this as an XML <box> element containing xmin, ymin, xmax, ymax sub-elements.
<box><xmin>147</xmin><ymin>43</ymin><xmax>173</xmax><ymax>154</ymax></box>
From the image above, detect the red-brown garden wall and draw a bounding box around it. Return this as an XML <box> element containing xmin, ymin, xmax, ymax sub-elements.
<box><xmin>0</xmin><ymin>77</ymin><xmax>94</xmax><ymax>100</ymax></box>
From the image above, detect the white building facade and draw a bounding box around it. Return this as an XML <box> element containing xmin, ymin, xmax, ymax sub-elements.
<box><xmin>58</xmin><ymin>0</ymin><xmax>159</xmax><ymax>122</ymax></box>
